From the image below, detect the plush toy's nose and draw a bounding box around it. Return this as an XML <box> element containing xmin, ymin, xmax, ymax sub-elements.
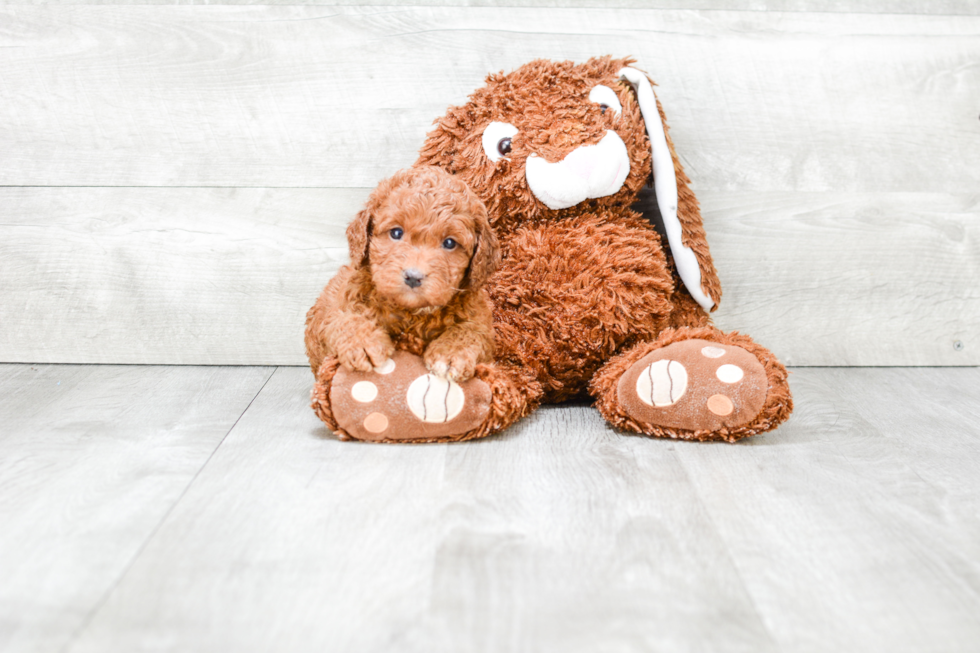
<box><xmin>403</xmin><ymin>268</ymin><xmax>425</xmax><ymax>289</ymax></box>
<box><xmin>544</xmin><ymin>121</ymin><xmax>596</xmax><ymax>153</ymax></box>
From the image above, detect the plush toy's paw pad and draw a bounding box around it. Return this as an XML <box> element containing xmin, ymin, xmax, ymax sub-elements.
<box><xmin>406</xmin><ymin>374</ymin><xmax>466</xmax><ymax>423</ymax></box>
<box><xmin>330</xmin><ymin>351</ymin><xmax>491</xmax><ymax>442</ymax></box>
<box><xmin>618</xmin><ymin>339</ymin><xmax>767</xmax><ymax>432</ymax></box>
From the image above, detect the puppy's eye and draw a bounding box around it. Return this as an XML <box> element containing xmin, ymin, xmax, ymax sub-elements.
<box><xmin>442</xmin><ymin>238</ymin><xmax>457</xmax><ymax>250</ymax></box>
<box><xmin>482</xmin><ymin>122</ymin><xmax>519</xmax><ymax>163</ymax></box>
<box><xmin>389</xmin><ymin>227</ymin><xmax>404</xmax><ymax>240</ymax></box>
<box><xmin>588</xmin><ymin>85</ymin><xmax>622</xmax><ymax>116</ymax></box>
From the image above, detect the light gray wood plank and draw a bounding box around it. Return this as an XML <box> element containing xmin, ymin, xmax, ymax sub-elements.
<box><xmin>674</xmin><ymin>366</ymin><xmax>980</xmax><ymax>652</ymax></box>
<box><xmin>64</xmin><ymin>366</ymin><xmax>980</xmax><ymax>652</ymax></box>
<box><xmin>0</xmin><ymin>363</ymin><xmax>273</xmax><ymax>653</ymax></box>
<box><xmin>1</xmin><ymin>187</ymin><xmax>976</xmax><ymax>366</ymax></box>
<box><xmin>708</xmin><ymin>191</ymin><xmax>980</xmax><ymax>366</ymax></box>
<box><xmin>838</xmin><ymin>368</ymin><xmax>980</xmax><ymax>493</ymax></box>
<box><xmin>6</xmin><ymin>1</ymin><xmax>980</xmax><ymax>15</ymax></box>
<box><xmin>0</xmin><ymin>187</ymin><xmax>360</xmax><ymax>365</ymax></box>
<box><xmin>66</xmin><ymin>366</ymin><xmax>776</xmax><ymax>653</ymax></box>
<box><xmin>1</xmin><ymin>7</ymin><xmax>978</xmax><ymax>191</ymax></box>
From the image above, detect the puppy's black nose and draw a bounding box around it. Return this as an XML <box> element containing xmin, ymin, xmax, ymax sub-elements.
<box><xmin>403</xmin><ymin>268</ymin><xmax>425</xmax><ymax>289</ymax></box>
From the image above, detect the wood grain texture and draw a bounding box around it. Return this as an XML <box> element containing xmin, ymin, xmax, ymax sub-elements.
<box><xmin>54</xmin><ymin>365</ymin><xmax>980</xmax><ymax>653</ymax></box>
<box><xmin>0</xmin><ymin>363</ymin><xmax>273</xmax><ymax>653</ymax></box>
<box><xmin>673</xmin><ymin>366</ymin><xmax>980</xmax><ymax>652</ymax></box>
<box><xmin>66</xmin><ymin>366</ymin><xmax>776</xmax><ymax>653</ymax></box>
<box><xmin>707</xmin><ymin>191</ymin><xmax>980</xmax><ymax>366</ymax></box>
<box><xmin>1</xmin><ymin>7</ymin><xmax>978</xmax><ymax>191</ymax></box>
<box><xmin>0</xmin><ymin>187</ymin><xmax>359</xmax><ymax>365</ymax></box>
<box><xmin>1</xmin><ymin>187</ymin><xmax>976</xmax><ymax>366</ymax></box>
<box><xmin>6</xmin><ymin>1</ymin><xmax>980</xmax><ymax>14</ymax></box>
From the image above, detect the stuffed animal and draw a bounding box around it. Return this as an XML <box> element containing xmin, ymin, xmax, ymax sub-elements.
<box><xmin>310</xmin><ymin>55</ymin><xmax>792</xmax><ymax>443</ymax></box>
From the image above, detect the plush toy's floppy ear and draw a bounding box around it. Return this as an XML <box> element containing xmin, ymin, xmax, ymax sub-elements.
<box><xmin>346</xmin><ymin>206</ymin><xmax>372</xmax><ymax>269</ymax></box>
<box><xmin>464</xmin><ymin>210</ymin><xmax>501</xmax><ymax>291</ymax></box>
<box><xmin>619</xmin><ymin>67</ymin><xmax>722</xmax><ymax>312</ymax></box>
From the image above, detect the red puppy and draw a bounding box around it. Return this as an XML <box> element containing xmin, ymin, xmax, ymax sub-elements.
<box><xmin>305</xmin><ymin>165</ymin><xmax>499</xmax><ymax>383</ymax></box>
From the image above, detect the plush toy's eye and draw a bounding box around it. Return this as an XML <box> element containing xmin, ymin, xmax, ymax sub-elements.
<box><xmin>389</xmin><ymin>227</ymin><xmax>404</xmax><ymax>240</ymax></box>
<box><xmin>589</xmin><ymin>85</ymin><xmax>622</xmax><ymax>116</ymax></box>
<box><xmin>442</xmin><ymin>237</ymin><xmax>457</xmax><ymax>250</ymax></box>
<box><xmin>482</xmin><ymin>122</ymin><xmax>519</xmax><ymax>163</ymax></box>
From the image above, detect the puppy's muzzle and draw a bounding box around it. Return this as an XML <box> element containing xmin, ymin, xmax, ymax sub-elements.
<box><xmin>403</xmin><ymin>268</ymin><xmax>425</xmax><ymax>289</ymax></box>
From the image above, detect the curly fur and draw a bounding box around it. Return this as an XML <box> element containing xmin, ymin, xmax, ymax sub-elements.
<box><xmin>305</xmin><ymin>166</ymin><xmax>500</xmax><ymax>383</ymax></box>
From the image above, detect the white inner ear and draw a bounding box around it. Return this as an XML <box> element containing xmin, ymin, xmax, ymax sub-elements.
<box><xmin>618</xmin><ymin>67</ymin><xmax>714</xmax><ymax>312</ymax></box>
<box><xmin>588</xmin><ymin>85</ymin><xmax>622</xmax><ymax>115</ymax></box>
<box><xmin>482</xmin><ymin>121</ymin><xmax>519</xmax><ymax>163</ymax></box>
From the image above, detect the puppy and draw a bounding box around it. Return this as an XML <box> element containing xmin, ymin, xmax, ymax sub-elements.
<box><xmin>305</xmin><ymin>165</ymin><xmax>499</xmax><ymax>383</ymax></box>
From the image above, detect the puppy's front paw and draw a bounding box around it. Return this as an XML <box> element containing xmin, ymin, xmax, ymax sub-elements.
<box><xmin>424</xmin><ymin>345</ymin><xmax>481</xmax><ymax>383</ymax></box>
<box><xmin>336</xmin><ymin>332</ymin><xmax>394</xmax><ymax>373</ymax></box>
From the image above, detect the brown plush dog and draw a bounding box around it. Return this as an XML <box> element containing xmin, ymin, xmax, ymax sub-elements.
<box><xmin>306</xmin><ymin>166</ymin><xmax>509</xmax><ymax>442</ymax></box>
<box><xmin>311</xmin><ymin>56</ymin><xmax>793</xmax><ymax>444</ymax></box>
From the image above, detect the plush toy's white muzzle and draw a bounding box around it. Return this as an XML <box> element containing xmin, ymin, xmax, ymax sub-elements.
<box><xmin>525</xmin><ymin>130</ymin><xmax>630</xmax><ymax>211</ymax></box>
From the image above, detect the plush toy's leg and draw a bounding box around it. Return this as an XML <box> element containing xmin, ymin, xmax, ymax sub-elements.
<box><xmin>590</xmin><ymin>327</ymin><xmax>792</xmax><ymax>443</ymax></box>
<box><xmin>311</xmin><ymin>351</ymin><xmax>541</xmax><ymax>443</ymax></box>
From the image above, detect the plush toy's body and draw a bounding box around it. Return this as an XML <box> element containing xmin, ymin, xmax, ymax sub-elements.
<box><xmin>310</xmin><ymin>56</ymin><xmax>792</xmax><ymax>443</ymax></box>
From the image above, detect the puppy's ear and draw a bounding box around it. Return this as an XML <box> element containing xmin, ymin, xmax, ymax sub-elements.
<box><xmin>346</xmin><ymin>206</ymin><xmax>372</xmax><ymax>269</ymax></box>
<box><xmin>464</xmin><ymin>207</ymin><xmax>500</xmax><ymax>290</ymax></box>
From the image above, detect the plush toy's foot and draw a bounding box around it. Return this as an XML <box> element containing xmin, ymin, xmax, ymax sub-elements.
<box><xmin>591</xmin><ymin>327</ymin><xmax>793</xmax><ymax>443</ymax></box>
<box><xmin>312</xmin><ymin>350</ymin><xmax>538</xmax><ymax>443</ymax></box>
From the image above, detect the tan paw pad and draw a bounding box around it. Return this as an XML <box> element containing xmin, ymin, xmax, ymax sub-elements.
<box><xmin>406</xmin><ymin>374</ymin><xmax>465</xmax><ymax>423</ymax></box>
<box><xmin>363</xmin><ymin>412</ymin><xmax>389</xmax><ymax>433</ymax></box>
<box><xmin>701</xmin><ymin>346</ymin><xmax>726</xmax><ymax>358</ymax></box>
<box><xmin>707</xmin><ymin>394</ymin><xmax>734</xmax><ymax>416</ymax></box>
<box><xmin>635</xmin><ymin>359</ymin><xmax>688</xmax><ymax>407</ymax></box>
<box><xmin>350</xmin><ymin>381</ymin><xmax>378</xmax><ymax>403</ymax></box>
<box><xmin>715</xmin><ymin>364</ymin><xmax>744</xmax><ymax>384</ymax></box>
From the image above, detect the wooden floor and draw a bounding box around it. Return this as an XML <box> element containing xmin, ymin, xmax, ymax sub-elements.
<box><xmin>1</xmin><ymin>364</ymin><xmax>978</xmax><ymax>652</ymax></box>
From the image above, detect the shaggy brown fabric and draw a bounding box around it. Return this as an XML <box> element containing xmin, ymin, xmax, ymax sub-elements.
<box><xmin>409</xmin><ymin>56</ymin><xmax>792</xmax><ymax>442</ymax></box>
<box><xmin>488</xmin><ymin>211</ymin><xmax>674</xmax><ymax>402</ymax></box>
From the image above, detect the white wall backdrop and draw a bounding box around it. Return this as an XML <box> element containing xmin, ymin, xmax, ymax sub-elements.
<box><xmin>1</xmin><ymin>5</ymin><xmax>977</xmax><ymax>365</ymax></box>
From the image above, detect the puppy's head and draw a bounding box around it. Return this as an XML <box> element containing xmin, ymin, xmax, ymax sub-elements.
<box><xmin>347</xmin><ymin>165</ymin><xmax>498</xmax><ymax>311</ymax></box>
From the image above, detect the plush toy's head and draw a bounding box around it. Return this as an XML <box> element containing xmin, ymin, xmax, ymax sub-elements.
<box><xmin>416</xmin><ymin>56</ymin><xmax>655</xmax><ymax>231</ymax></box>
<box><xmin>347</xmin><ymin>165</ymin><xmax>498</xmax><ymax>311</ymax></box>
<box><xmin>416</xmin><ymin>55</ymin><xmax>719</xmax><ymax>312</ymax></box>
